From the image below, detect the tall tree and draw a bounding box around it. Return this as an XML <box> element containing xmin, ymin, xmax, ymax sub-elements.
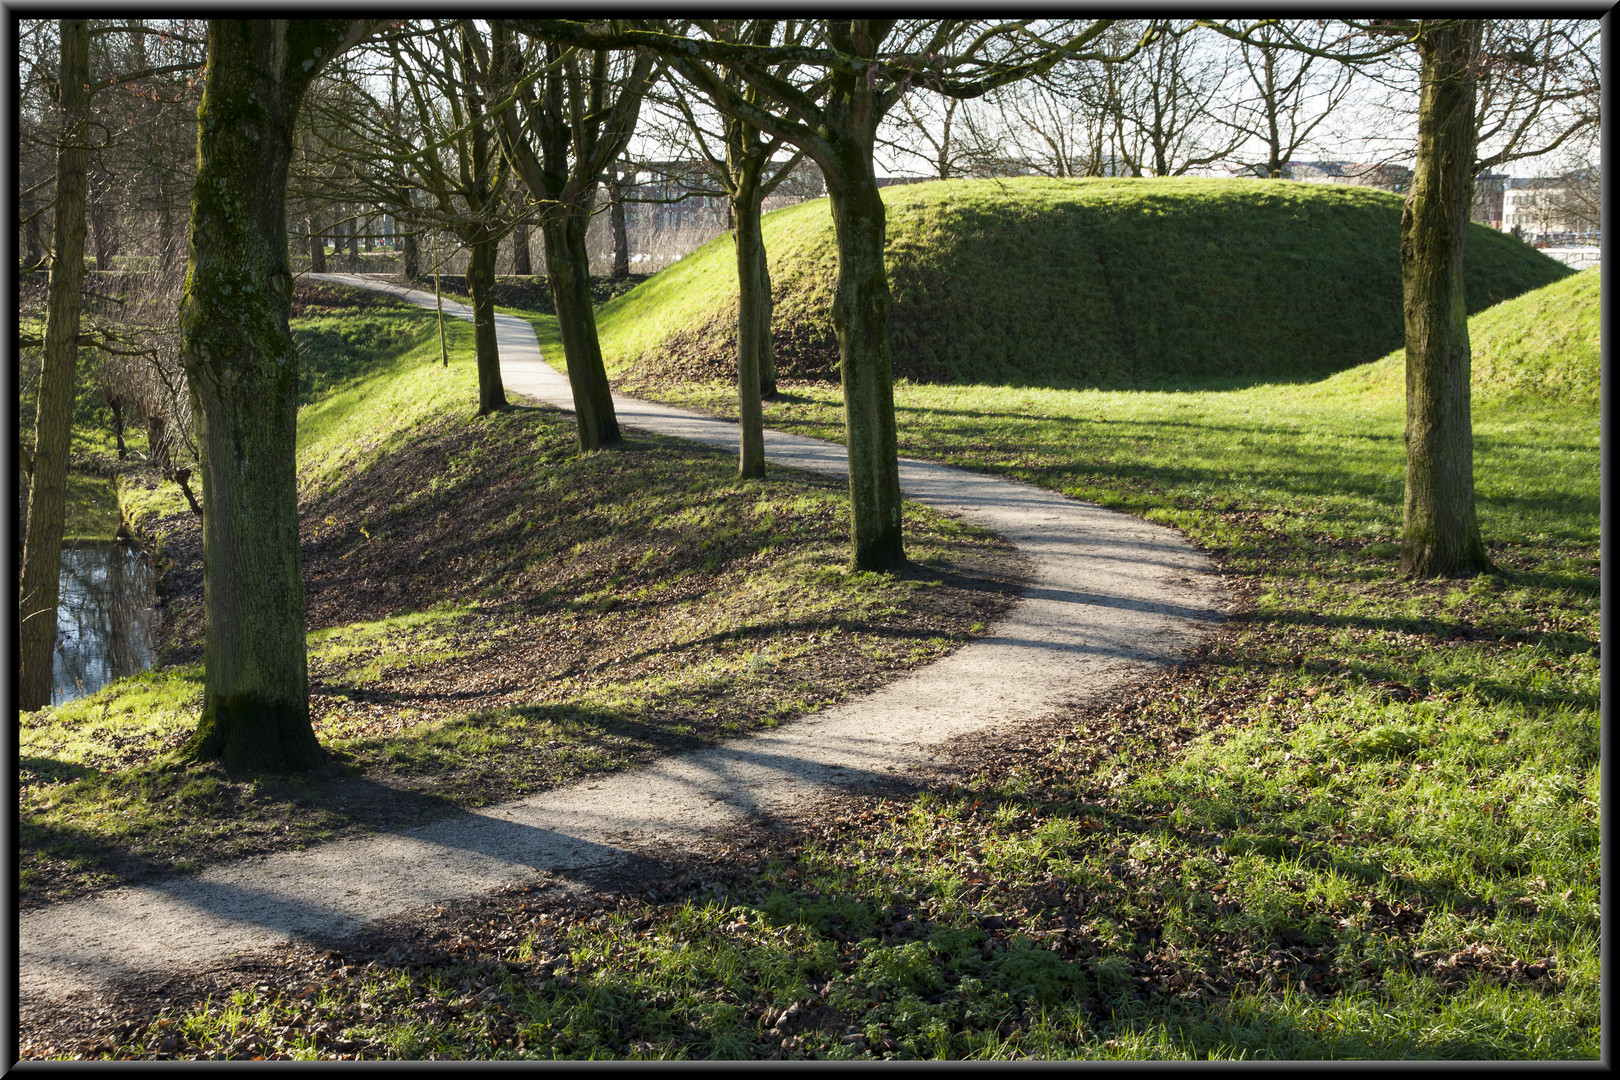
<box><xmin>482</xmin><ymin>28</ymin><xmax>657</xmax><ymax>452</ymax></box>
<box><xmin>296</xmin><ymin>21</ymin><xmax>526</xmax><ymax>414</ymax></box>
<box><xmin>650</xmin><ymin>19</ymin><xmax>820</xmax><ymax>477</ymax></box>
<box><xmin>604</xmin><ymin>159</ymin><xmax>632</xmax><ymax>279</ymax></box>
<box><xmin>507</xmin><ymin>19</ymin><xmax>1160</xmax><ymax>571</ymax></box>
<box><xmin>177</xmin><ymin>18</ymin><xmax>374</xmax><ymax>774</ymax></box>
<box><xmin>1397</xmin><ymin>19</ymin><xmax>1490</xmax><ymax>577</ymax></box>
<box><xmin>389</xmin><ymin>21</ymin><xmax>516</xmax><ymax>415</ymax></box>
<box><xmin>1200</xmin><ymin>17</ymin><xmax>1594</xmax><ymax>577</ymax></box>
<box><xmin>18</xmin><ymin>19</ymin><xmax>90</xmax><ymax>711</ymax></box>
<box><xmin>1105</xmin><ymin>20</ymin><xmax>1245</xmax><ymax>178</ymax></box>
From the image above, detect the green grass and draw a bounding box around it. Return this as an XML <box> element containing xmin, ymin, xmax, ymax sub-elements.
<box><xmin>31</xmin><ymin>225</ymin><xmax>1601</xmax><ymax>1058</ymax></box>
<box><xmin>589</xmin><ymin>177</ymin><xmax>1569</xmax><ymax>390</ymax></box>
<box><xmin>166</xmin><ymin>244</ymin><xmax>1588</xmax><ymax>1060</ymax></box>
<box><xmin>1332</xmin><ymin>265</ymin><xmax>1601</xmax><ymax>406</ymax></box>
<box><xmin>20</xmin><ymin>286</ymin><xmax>1016</xmax><ymax>907</ymax></box>
<box><xmin>293</xmin><ymin>311</ymin><xmax>438</xmax><ymax>404</ymax></box>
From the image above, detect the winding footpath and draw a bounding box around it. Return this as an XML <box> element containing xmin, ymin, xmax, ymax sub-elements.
<box><xmin>18</xmin><ymin>273</ymin><xmax>1229</xmax><ymax>1026</ymax></box>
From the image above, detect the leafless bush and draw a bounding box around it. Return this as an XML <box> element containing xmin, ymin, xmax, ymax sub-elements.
<box><xmin>91</xmin><ymin>265</ymin><xmax>195</xmax><ymax>475</ymax></box>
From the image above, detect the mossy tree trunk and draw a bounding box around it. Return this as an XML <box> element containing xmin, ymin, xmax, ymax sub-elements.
<box><xmin>542</xmin><ymin>206</ymin><xmax>620</xmax><ymax>449</ymax></box>
<box><xmin>825</xmin><ymin>151</ymin><xmax>906</xmax><ymax>571</ymax></box>
<box><xmin>307</xmin><ymin>212</ymin><xmax>326</xmax><ymax>273</ymax></box>
<box><xmin>466</xmin><ymin>232</ymin><xmax>508</xmax><ymax>414</ymax></box>
<box><xmin>18</xmin><ymin>18</ymin><xmax>90</xmax><ymax>712</ymax></box>
<box><xmin>178</xmin><ymin>19</ymin><xmax>370</xmax><ymax>774</ymax></box>
<box><xmin>1399</xmin><ymin>20</ymin><xmax>1492</xmax><ymax>579</ymax></box>
<box><xmin>731</xmin><ymin>159</ymin><xmax>768</xmax><ymax>479</ymax></box>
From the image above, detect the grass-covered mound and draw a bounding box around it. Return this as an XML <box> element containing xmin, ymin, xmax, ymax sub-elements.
<box><xmin>603</xmin><ymin>177</ymin><xmax>1570</xmax><ymax>390</ymax></box>
<box><xmin>1329</xmin><ymin>265</ymin><xmax>1600</xmax><ymax>406</ymax></box>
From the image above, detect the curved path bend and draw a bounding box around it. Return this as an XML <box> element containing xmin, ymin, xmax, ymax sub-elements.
<box><xmin>18</xmin><ymin>273</ymin><xmax>1229</xmax><ymax>1022</ymax></box>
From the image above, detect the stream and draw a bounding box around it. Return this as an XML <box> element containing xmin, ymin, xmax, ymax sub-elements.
<box><xmin>51</xmin><ymin>540</ymin><xmax>159</xmax><ymax>706</ymax></box>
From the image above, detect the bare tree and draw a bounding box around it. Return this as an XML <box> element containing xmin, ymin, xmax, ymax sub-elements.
<box><xmin>1472</xmin><ymin>19</ymin><xmax>1601</xmax><ymax>177</ymax></box>
<box><xmin>1223</xmin><ymin>19</ymin><xmax>1358</xmax><ymax>178</ymax></box>
<box><xmin>507</xmin><ymin>18</ymin><xmax>1166</xmax><ymax>571</ymax></box>
<box><xmin>1105</xmin><ymin>21</ymin><xmax>1246</xmax><ymax>177</ymax></box>
<box><xmin>18</xmin><ymin>19</ymin><xmax>91</xmax><ymax>711</ymax></box>
<box><xmin>879</xmin><ymin>92</ymin><xmax>989</xmax><ymax>179</ymax></box>
<box><xmin>649</xmin><ymin>19</ymin><xmax>823</xmax><ymax>477</ymax></box>
<box><xmin>481</xmin><ymin>25</ymin><xmax>658</xmax><ymax>451</ymax></box>
<box><xmin>386</xmin><ymin>21</ymin><xmax>518</xmax><ymax>414</ymax></box>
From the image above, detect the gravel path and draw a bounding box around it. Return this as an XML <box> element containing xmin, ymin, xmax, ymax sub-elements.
<box><xmin>18</xmin><ymin>273</ymin><xmax>1229</xmax><ymax>1024</ymax></box>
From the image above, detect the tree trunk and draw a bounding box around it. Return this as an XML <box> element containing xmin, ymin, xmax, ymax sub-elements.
<box><xmin>88</xmin><ymin>169</ymin><xmax>116</xmax><ymax>271</ymax></box>
<box><xmin>467</xmin><ymin>234</ymin><xmax>508</xmax><ymax>415</ymax></box>
<box><xmin>401</xmin><ymin>222</ymin><xmax>419</xmax><ymax>279</ymax></box>
<box><xmin>177</xmin><ymin>19</ymin><xmax>359</xmax><ymax>774</ymax></box>
<box><xmin>110</xmin><ymin>398</ymin><xmax>127</xmax><ymax>459</ymax></box>
<box><xmin>345</xmin><ymin>215</ymin><xmax>359</xmax><ymax>259</ymax></box>
<box><xmin>21</xmin><ymin>190</ymin><xmax>45</xmax><ymax>268</ymax></box>
<box><xmin>732</xmin><ymin>171</ymin><xmax>767</xmax><ymax>479</ymax></box>
<box><xmin>307</xmin><ymin>212</ymin><xmax>326</xmax><ymax>273</ymax></box>
<box><xmin>825</xmin><ymin>164</ymin><xmax>905</xmax><ymax>571</ymax></box>
<box><xmin>757</xmin><ymin>226</ymin><xmax>778</xmax><ymax>400</ymax></box>
<box><xmin>1399</xmin><ymin>20</ymin><xmax>1492</xmax><ymax>579</ymax></box>
<box><xmin>512</xmin><ymin>223</ymin><xmax>532</xmax><ymax>276</ymax></box>
<box><xmin>147</xmin><ymin>414</ymin><xmax>170</xmax><ymax>472</ymax></box>
<box><xmin>541</xmin><ymin>207</ymin><xmax>620</xmax><ymax>450</ymax></box>
<box><xmin>18</xmin><ymin>18</ymin><xmax>90</xmax><ymax>712</ymax></box>
<box><xmin>610</xmin><ymin>176</ymin><xmax>630</xmax><ymax>279</ymax></box>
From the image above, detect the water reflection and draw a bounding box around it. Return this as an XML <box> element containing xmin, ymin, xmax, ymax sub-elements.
<box><xmin>53</xmin><ymin>540</ymin><xmax>159</xmax><ymax>706</ymax></box>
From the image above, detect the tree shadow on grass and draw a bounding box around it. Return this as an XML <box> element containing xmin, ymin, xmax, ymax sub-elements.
<box><xmin>19</xmin><ymin>756</ymin><xmax>101</xmax><ymax>785</ymax></box>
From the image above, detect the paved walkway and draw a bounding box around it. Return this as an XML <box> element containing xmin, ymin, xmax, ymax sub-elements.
<box><xmin>18</xmin><ymin>273</ymin><xmax>1229</xmax><ymax>1023</ymax></box>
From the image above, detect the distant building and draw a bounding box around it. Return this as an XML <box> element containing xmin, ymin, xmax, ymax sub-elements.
<box><xmin>1500</xmin><ymin>175</ymin><xmax>1598</xmax><ymax>241</ymax></box>
<box><xmin>1472</xmin><ymin>173</ymin><xmax>1509</xmax><ymax>229</ymax></box>
<box><xmin>1279</xmin><ymin>160</ymin><xmax>1414</xmax><ymax>194</ymax></box>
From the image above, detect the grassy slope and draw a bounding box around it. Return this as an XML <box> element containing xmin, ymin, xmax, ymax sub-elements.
<box><xmin>596</xmin><ymin>177</ymin><xmax>1570</xmax><ymax>389</ymax></box>
<box><xmin>1330</xmin><ymin>265</ymin><xmax>1601</xmax><ymax>406</ymax></box>
<box><xmin>370</xmin><ymin>238</ymin><xmax>1600</xmax><ymax>1058</ymax></box>
<box><xmin>19</xmin><ymin>288</ymin><xmax>1016</xmax><ymax>908</ymax></box>
<box><xmin>32</xmin><ymin>257</ymin><xmax>1600</xmax><ymax>1059</ymax></box>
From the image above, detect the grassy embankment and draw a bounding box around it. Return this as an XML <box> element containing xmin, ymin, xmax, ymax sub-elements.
<box><xmin>45</xmin><ymin>182</ymin><xmax>1598</xmax><ymax>1060</ymax></box>
<box><xmin>590</xmin><ymin>176</ymin><xmax>1566</xmax><ymax>390</ymax></box>
<box><xmin>18</xmin><ymin>283</ymin><xmax>1017</xmax><ymax>907</ymax></box>
<box><xmin>213</xmin><ymin>184</ymin><xmax>1603</xmax><ymax>1061</ymax></box>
